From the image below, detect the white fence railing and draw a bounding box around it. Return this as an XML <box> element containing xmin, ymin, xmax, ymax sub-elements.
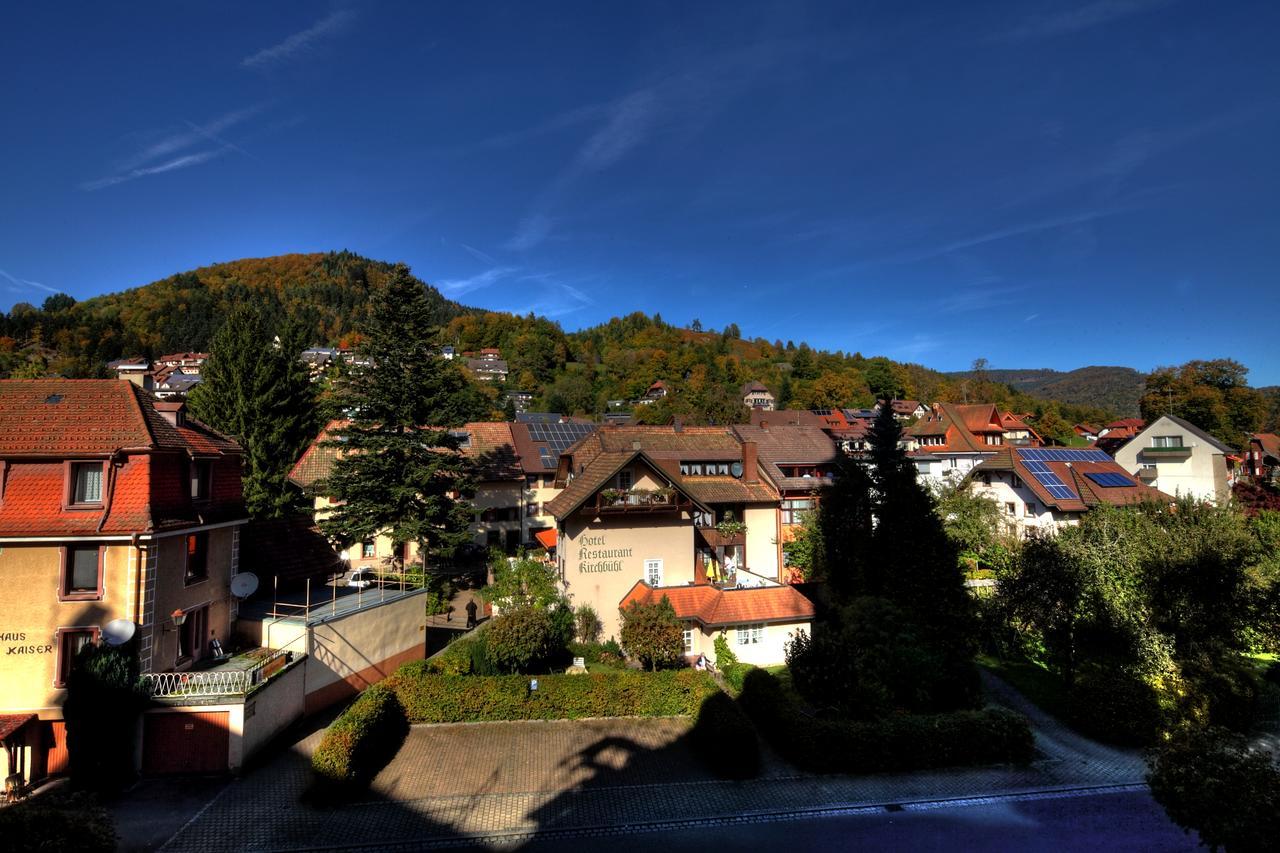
<box><xmin>143</xmin><ymin>648</ymin><xmax>292</xmax><ymax>698</ymax></box>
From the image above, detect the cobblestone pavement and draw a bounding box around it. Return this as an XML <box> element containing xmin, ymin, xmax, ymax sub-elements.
<box><xmin>160</xmin><ymin>674</ymin><xmax>1151</xmax><ymax>852</ymax></box>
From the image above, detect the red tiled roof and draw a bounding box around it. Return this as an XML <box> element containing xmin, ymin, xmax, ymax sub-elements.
<box><xmin>0</xmin><ymin>713</ymin><xmax>36</xmax><ymax>741</ymax></box>
<box><xmin>907</xmin><ymin>403</ymin><xmax>1003</xmax><ymax>454</ymax></box>
<box><xmin>620</xmin><ymin>581</ymin><xmax>814</xmax><ymax>627</ymax></box>
<box><xmin>1251</xmin><ymin>433</ymin><xmax>1280</xmax><ymax>460</ymax></box>
<box><xmin>889</xmin><ymin>399</ymin><xmax>922</xmax><ymax>414</ymax></box>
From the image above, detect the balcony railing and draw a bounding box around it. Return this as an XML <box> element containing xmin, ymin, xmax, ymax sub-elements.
<box><xmin>1143</xmin><ymin>446</ymin><xmax>1191</xmax><ymax>459</ymax></box>
<box><xmin>593</xmin><ymin>489</ymin><xmax>681</xmax><ymax>514</ymax></box>
<box><xmin>143</xmin><ymin>648</ymin><xmax>293</xmax><ymax>698</ymax></box>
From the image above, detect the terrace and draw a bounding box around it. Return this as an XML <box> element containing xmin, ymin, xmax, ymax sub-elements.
<box><xmin>143</xmin><ymin>647</ymin><xmax>300</xmax><ymax>701</ymax></box>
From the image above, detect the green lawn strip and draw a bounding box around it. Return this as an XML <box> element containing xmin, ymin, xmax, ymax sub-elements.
<box><xmin>976</xmin><ymin>654</ymin><xmax>1071</xmax><ymax>723</ymax></box>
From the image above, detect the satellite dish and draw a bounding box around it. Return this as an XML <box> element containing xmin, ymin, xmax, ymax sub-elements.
<box><xmin>730</xmin><ymin>461</ymin><xmax>744</xmax><ymax>478</ymax></box>
<box><xmin>230</xmin><ymin>572</ymin><xmax>260</xmax><ymax>599</ymax></box>
<box><xmin>102</xmin><ymin>619</ymin><xmax>136</xmax><ymax>646</ymax></box>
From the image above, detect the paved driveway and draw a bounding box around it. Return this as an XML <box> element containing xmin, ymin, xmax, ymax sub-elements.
<box><xmin>155</xmin><ymin>673</ymin><xmax>1154</xmax><ymax>852</ymax></box>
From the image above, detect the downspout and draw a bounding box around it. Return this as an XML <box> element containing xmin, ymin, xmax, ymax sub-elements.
<box><xmin>96</xmin><ymin>448</ymin><xmax>124</xmax><ymax>533</ymax></box>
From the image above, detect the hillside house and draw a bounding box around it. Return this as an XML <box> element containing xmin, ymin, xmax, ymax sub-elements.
<box><xmin>1244</xmin><ymin>433</ymin><xmax>1280</xmax><ymax>483</ymax></box>
<box><xmin>741</xmin><ymin>381</ymin><xmax>775</xmax><ymax>410</ymax></box>
<box><xmin>905</xmin><ymin>403</ymin><xmax>1009</xmax><ymax>484</ymax></box>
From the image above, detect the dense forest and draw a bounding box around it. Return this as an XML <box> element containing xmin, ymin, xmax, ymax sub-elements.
<box><xmin>2</xmin><ymin>251</ymin><xmax>1275</xmax><ymax>443</ymax></box>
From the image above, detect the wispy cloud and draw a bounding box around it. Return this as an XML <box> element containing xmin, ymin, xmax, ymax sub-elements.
<box><xmin>937</xmin><ymin>284</ymin><xmax>1031</xmax><ymax>314</ymax></box>
<box><xmin>84</xmin><ymin>105</ymin><xmax>266</xmax><ymax>191</ymax></box>
<box><xmin>504</xmin><ymin>214</ymin><xmax>554</xmax><ymax>252</ymax></box>
<box><xmin>242</xmin><ymin>9</ymin><xmax>356</xmax><ymax>69</ymax></box>
<box><xmin>1025</xmin><ymin>313</ymin><xmax>1040</xmax><ymax>323</ymax></box>
<box><xmin>83</xmin><ymin>150</ymin><xmax>224</xmax><ymax>191</ymax></box>
<box><xmin>436</xmin><ymin>266</ymin><xmax>519</xmax><ymax>297</ymax></box>
<box><xmin>0</xmin><ymin>268</ymin><xmax>59</xmax><ymax>294</ymax></box>
<box><xmin>992</xmin><ymin>0</ymin><xmax>1173</xmax><ymax>43</ymax></box>
<box><xmin>460</xmin><ymin>243</ymin><xmax>499</xmax><ymax>266</ymax></box>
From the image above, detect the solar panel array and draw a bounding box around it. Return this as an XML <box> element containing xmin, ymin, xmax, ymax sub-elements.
<box><xmin>1021</xmin><ymin>460</ymin><xmax>1078</xmax><ymax>501</ymax></box>
<box><xmin>529</xmin><ymin>422</ymin><xmax>597</xmax><ymax>469</ymax></box>
<box><xmin>1084</xmin><ymin>472</ymin><xmax>1136</xmax><ymax>488</ymax></box>
<box><xmin>1019</xmin><ymin>448</ymin><xmax>1112</xmax><ymax>463</ymax></box>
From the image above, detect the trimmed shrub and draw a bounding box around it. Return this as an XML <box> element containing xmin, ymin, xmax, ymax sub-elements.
<box><xmin>311</xmin><ymin>683</ymin><xmax>409</xmax><ymax>793</ymax></box>
<box><xmin>1148</xmin><ymin>726</ymin><xmax>1280</xmax><ymax>852</ymax></box>
<box><xmin>575</xmin><ymin>604</ymin><xmax>603</xmax><ymax>643</ymax></box>
<box><xmin>689</xmin><ymin>691</ymin><xmax>761</xmax><ymax>779</ymax></box>
<box><xmin>388</xmin><ymin>664</ymin><xmax>718</xmax><ymax>722</ymax></box>
<box><xmin>485</xmin><ymin>605</ymin><xmax>559</xmax><ymax>673</ymax></box>
<box><xmin>0</xmin><ymin>791</ymin><xmax>116</xmax><ymax>853</ymax></box>
<box><xmin>712</xmin><ymin>633</ymin><xmax>752</xmax><ymax>692</ymax></box>
<box><xmin>620</xmin><ymin>596</ymin><xmax>685</xmax><ymax>670</ymax></box>
<box><xmin>738</xmin><ymin>669</ymin><xmax>1034</xmax><ymax>774</ymax></box>
<box><xmin>1067</xmin><ymin>667</ymin><xmax>1167</xmax><ymax>747</ymax></box>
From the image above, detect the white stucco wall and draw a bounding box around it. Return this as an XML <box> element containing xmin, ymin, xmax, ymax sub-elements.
<box><xmin>743</xmin><ymin>504</ymin><xmax>780</xmax><ymax>580</ymax></box>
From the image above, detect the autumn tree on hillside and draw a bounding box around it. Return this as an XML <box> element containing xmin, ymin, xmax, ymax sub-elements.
<box><xmin>319</xmin><ymin>264</ymin><xmax>487</xmax><ymax>566</ymax></box>
<box><xmin>1141</xmin><ymin>359</ymin><xmax>1266</xmax><ymax>447</ymax></box>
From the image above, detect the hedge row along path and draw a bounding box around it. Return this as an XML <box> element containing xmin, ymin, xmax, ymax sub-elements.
<box><xmin>158</xmin><ymin>671</ymin><xmax>1148</xmax><ymax>853</ymax></box>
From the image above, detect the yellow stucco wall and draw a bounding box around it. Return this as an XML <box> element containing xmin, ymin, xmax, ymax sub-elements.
<box><xmin>561</xmin><ymin>514</ymin><xmax>695</xmax><ymax>641</ymax></box>
<box><xmin>0</xmin><ymin>542</ymin><xmax>134</xmax><ymax>715</ymax></box>
<box><xmin>147</xmin><ymin>527</ymin><xmax>236</xmax><ymax>673</ymax></box>
<box><xmin>743</xmin><ymin>504</ymin><xmax>780</xmax><ymax>579</ymax></box>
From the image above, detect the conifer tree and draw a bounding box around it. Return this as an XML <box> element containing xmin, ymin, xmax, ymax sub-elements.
<box><xmin>319</xmin><ymin>264</ymin><xmax>487</xmax><ymax>566</ymax></box>
<box><xmin>187</xmin><ymin>304</ymin><xmax>318</xmax><ymax>518</ymax></box>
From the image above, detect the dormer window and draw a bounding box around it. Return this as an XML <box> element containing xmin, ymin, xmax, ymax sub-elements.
<box><xmin>985</xmin><ymin>434</ymin><xmax>1003</xmax><ymax>445</ymax></box>
<box><xmin>68</xmin><ymin>461</ymin><xmax>105</xmax><ymax>506</ymax></box>
<box><xmin>190</xmin><ymin>460</ymin><xmax>212</xmax><ymax>501</ymax></box>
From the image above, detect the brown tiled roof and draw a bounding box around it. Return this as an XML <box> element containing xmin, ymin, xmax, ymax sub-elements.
<box><xmin>749</xmin><ymin>409</ymin><xmax>824</xmax><ymax>428</ymax></box>
<box><xmin>0</xmin><ymin>713</ymin><xmax>37</xmax><ymax>741</ymax></box>
<box><xmin>680</xmin><ymin>476</ymin><xmax>778</xmax><ymax>504</ymax></box>
<box><xmin>620</xmin><ymin>581</ymin><xmax>814</xmax><ymax>627</ymax></box>
<box><xmin>544</xmin><ymin>450</ymin><xmax>639</xmax><ymax>518</ymax></box>
<box><xmin>731</xmin><ymin>423</ymin><xmax>838</xmax><ymax>490</ymax></box>
<box><xmin>289</xmin><ymin>420</ymin><xmax>521</xmax><ymax>490</ymax></box>
<box><xmin>741</xmin><ymin>381</ymin><xmax>771</xmax><ymax>395</ymax></box>
<box><xmin>907</xmin><ymin>403</ymin><xmax>1001</xmax><ymax>454</ymax></box>
<box><xmin>1252</xmin><ymin>433</ymin><xmax>1280</xmax><ymax>460</ymax></box>
<box><xmin>889</xmin><ymin>399</ymin><xmax>922</xmax><ymax>414</ymax></box>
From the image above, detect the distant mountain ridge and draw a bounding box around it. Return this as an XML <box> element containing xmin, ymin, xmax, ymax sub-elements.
<box><xmin>944</xmin><ymin>366</ymin><xmax>1144</xmax><ymax>417</ymax></box>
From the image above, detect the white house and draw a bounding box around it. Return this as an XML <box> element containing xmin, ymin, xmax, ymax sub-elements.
<box><xmin>1110</xmin><ymin>414</ymin><xmax>1235</xmax><ymax>504</ymax></box>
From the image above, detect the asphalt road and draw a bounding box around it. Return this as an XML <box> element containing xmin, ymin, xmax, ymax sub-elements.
<box><xmin>502</xmin><ymin>788</ymin><xmax>1197</xmax><ymax>853</ymax></box>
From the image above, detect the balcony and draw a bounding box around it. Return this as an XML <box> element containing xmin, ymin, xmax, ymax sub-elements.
<box><xmin>143</xmin><ymin>647</ymin><xmax>297</xmax><ymax>700</ymax></box>
<box><xmin>1142</xmin><ymin>446</ymin><xmax>1192</xmax><ymax>460</ymax></box>
<box><xmin>696</xmin><ymin>525</ymin><xmax>745</xmax><ymax>549</ymax></box>
<box><xmin>1136</xmin><ymin>467</ymin><xmax>1159</xmax><ymax>482</ymax></box>
<box><xmin>593</xmin><ymin>488</ymin><xmax>683</xmax><ymax>515</ymax></box>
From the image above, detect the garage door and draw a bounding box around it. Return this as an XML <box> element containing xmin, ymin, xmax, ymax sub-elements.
<box><xmin>142</xmin><ymin>711</ymin><xmax>229</xmax><ymax>775</ymax></box>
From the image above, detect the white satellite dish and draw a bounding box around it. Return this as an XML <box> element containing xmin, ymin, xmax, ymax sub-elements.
<box><xmin>230</xmin><ymin>572</ymin><xmax>260</xmax><ymax>599</ymax></box>
<box><xmin>102</xmin><ymin>619</ymin><xmax>136</xmax><ymax>646</ymax></box>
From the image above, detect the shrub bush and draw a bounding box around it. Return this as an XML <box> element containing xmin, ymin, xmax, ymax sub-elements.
<box><xmin>575</xmin><ymin>605</ymin><xmax>603</xmax><ymax>643</ymax></box>
<box><xmin>1067</xmin><ymin>667</ymin><xmax>1167</xmax><ymax>747</ymax></box>
<box><xmin>388</xmin><ymin>663</ymin><xmax>718</xmax><ymax>722</ymax></box>
<box><xmin>311</xmin><ymin>683</ymin><xmax>410</xmax><ymax>794</ymax></box>
<box><xmin>485</xmin><ymin>605</ymin><xmax>559</xmax><ymax>673</ymax></box>
<box><xmin>711</xmin><ymin>633</ymin><xmax>754</xmax><ymax>692</ymax></box>
<box><xmin>1179</xmin><ymin>657</ymin><xmax>1260</xmax><ymax>733</ymax></box>
<box><xmin>0</xmin><ymin>791</ymin><xmax>116</xmax><ymax>853</ymax></box>
<box><xmin>1148</xmin><ymin>726</ymin><xmax>1280</xmax><ymax>852</ymax></box>
<box><xmin>688</xmin><ymin>691</ymin><xmax>761</xmax><ymax>779</ymax></box>
<box><xmin>620</xmin><ymin>596</ymin><xmax>685</xmax><ymax>670</ymax></box>
<box><xmin>738</xmin><ymin>669</ymin><xmax>1034</xmax><ymax>774</ymax></box>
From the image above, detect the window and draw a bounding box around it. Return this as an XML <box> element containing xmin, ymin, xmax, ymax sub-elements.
<box><xmin>176</xmin><ymin>606</ymin><xmax>208</xmax><ymax>666</ymax></box>
<box><xmin>920</xmin><ymin>435</ymin><xmax>944</xmax><ymax>446</ymax></box>
<box><xmin>644</xmin><ymin>558</ymin><xmax>663</xmax><ymax>586</ymax></box>
<box><xmin>781</xmin><ymin>498</ymin><xmax>814</xmax><ymax>525</ymax></box>
<box><xmin>526</xmin><ymin>501</ymin><xmax>541</xmax><ymax>517</ymax></box>
<box><xmin>69</xmin><ymin>462</ymin><xmax>104</xmax><ymax>505</ymax></box>
<box><xmin>736</xmin><ymin>623</ymin><xmax>764</xmax><ymax>645</ymax></box>
<box><xmin>185</xmin><ymin>532</ymin><xmax>209</xmax><ymax>583</ymax></box>
<box><xmin>682</xmin><ymin>626</ymin><xmax>693</xmax><ymax>653</ymax></box>
<box><xmin>949</xmin><ymin>457</ymin><xmax>958</xmax><ymax>469</ymax></box>
<box><xmin>985</xmin><ymin>434</ymin><xmax>1002</xmax><ymax>445</ymax></box>
<box><xmin>1012</xmin><ymin>475</ymin><xmax>1023</xmax><ymax>488</ymax></box>
<box><xmin>1005</xmin><ymin>502</ymin><xmax>1016</xmax><ymax>516</ymax></box>
<box><xmin>60</xmin><ymin>545</ymin><xmax>103</xmax><ymax>600</ymax></box>
<box><xmin>1024</xmin><ymin>502</ymin><xmax>1036</xmax><ymax>518</ymax></box>
<box><xmin>617</xmin><ymin>470</ymin><xmax>632</xmax><ymax>491</ymax></box>
<box><xmin>190</xmin><ymin>460</ymin><xmax>212</xmax><ymax>501</ymax></box>
<box><xmin>980</xmin><ymin>473</ymin><xmax>991</xmax><ymax>486</ymax></box>
<box><xmin>361</xmin><ymin>540</ymin><xmax>376</xmax><ymax>558</ymax></box>
<box><xmin>55</xmin><ymin>628</ymin><xmax>98</xmax><ymax>687</ymax></box>
<box><xmin>1152</xmin><ymin>435</ymin><xmax>1184</xmax><ymax>448</ymax></box>
<box><xmin>1140</xmin><ymin>463</ymin><xmax>1157</xmax><ymax>471</ymax></box>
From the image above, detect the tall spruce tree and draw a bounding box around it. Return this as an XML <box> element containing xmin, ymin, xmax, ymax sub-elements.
<box><xmin>319</xmin><ymin>264</ymin><xmax>486</xmax><ymax>565</ymax></box>
<box><xmin>187</xmin><ymin>304</ymin><xmax>318</xmax><ymax>518</ymax></box>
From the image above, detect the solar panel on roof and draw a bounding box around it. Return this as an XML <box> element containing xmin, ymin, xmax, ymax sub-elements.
<box><xmin>1018</xmin><ymin>456</ymin><xmax>1078</xmax><ymax>501</ymax></box>
<box><xmin>1085</xmin><ymin>472</ymin><xmax>1135</xmax><ymax>488</ymax></box>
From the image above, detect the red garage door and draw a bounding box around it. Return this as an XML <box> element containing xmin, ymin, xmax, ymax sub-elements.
<box><xmin>142</xmin><ymin>711</ymin><xmax>229</xmax><ymax>775</ymax></box>
<box><xmin>45</xmin><ymin>721</ymin><xmax>70</xmax><ymax>776</ymax></box>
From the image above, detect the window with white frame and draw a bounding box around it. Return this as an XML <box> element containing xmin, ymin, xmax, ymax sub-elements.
<box><xmin>70</xmin><ymin>462</ymin><xmax>104</xmax><ymax>505</ymax></box>
<box><xmin>736</xmin><ymin>623</ymin><xmax>764</xmax><ymax>645</ymax></box>
<box><xmin>617</xmin><ymin>470</ymin><xmax>632</xmax><ymax>490</ymax></box>
<box><xmin>1152</xmin><ymin>435</ymin><xmax>1184</xmax><ymax>448</ymax></box>
<box><xmin>781</xmin><ymin>498</ymin><xmax>813</xmax><ymax>525</ymax></box>
<box><xmin>644</xmin><ymin>558</ymin><xmax>663</xmax><ymax>586</ymax></box>
<box><xmin>682</xmin><ymin>626</ymin><xmax>693</xmax><ymax>653</ymax></box>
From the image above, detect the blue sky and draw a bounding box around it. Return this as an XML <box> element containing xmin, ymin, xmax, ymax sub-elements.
<box><xmin>3</xmin><ymin>1</ymin><xmax>1279</xmax><ymax>382</ymax></box>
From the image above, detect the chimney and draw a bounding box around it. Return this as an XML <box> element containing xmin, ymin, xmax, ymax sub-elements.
<box><xmin>759</xmin><ymin>420</ymin><xmax>768</xmax><ymax>431</ymax></box>
<box><xmin>742</xmin><ymin>440</ymin><xmax>758</xmax><ymax>483</ymax></box>
<box><xmin>155</xmin><ymin>400</ymin><xmax>186</xmax><ymax>427</ymax></box>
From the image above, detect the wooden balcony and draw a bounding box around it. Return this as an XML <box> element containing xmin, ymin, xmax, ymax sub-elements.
<box><xmin>590</xmin><ymin>490</ymin><xmax>686</xmax><ymax>516</ymax></box>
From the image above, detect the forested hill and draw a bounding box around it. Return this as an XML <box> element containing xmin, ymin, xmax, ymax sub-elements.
<box><xmin>944</xmin><ymin>366</ymin><xmax>1144</xmax><ymax>417</ymax></box>
<box><xmin>0</xmin><ymin>252</ymin><xmax>468</xmax><ymax>377</ymax></box>
<box><xmin>0</xmin><ymin>250</ymin><xmax>1135</xmax><ymax>430</ymax></box>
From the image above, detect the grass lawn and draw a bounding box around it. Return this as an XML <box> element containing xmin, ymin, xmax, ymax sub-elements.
<box><xmin>977</xmin><ymin>654</ymin><xmax>1071</xmax><ymax>722</ymax></box>
<box><xmin>585</xmin><ymin>659</ymin><xmax>628</xmax><ymax>674</ymax></box>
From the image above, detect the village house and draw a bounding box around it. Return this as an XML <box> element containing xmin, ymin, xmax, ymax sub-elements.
<box><xmin>1073</xmin><ymin>423</ymin><xmax>1100</xmax><ymax>442</ymax></box>
<box><xmin>1110</xmin><ymin>414</ymin><xmax>1236</xmax><ymax>504</ymax></box>
<box><xmin>0</xmin><ymin>380</ymin><xmax>251</xmax><ymax>781</ymax></box>
<box><xmin>875</xmin><ymin>399</ymin><xmax>928</xmax><ymax>421</ymax></box>
<box><xmin>545</xmin><ymin>424</ymin><xmax>814</xmax><ymax>665</ymax></box>
<box><xmin>1244</xmin><ymin>433</ymin><xmax>1280</xmax><ymax>483</ymax></box>
<box><xmin>905</xmin><ymin>403</ymin><xmax>1020</xmax><ymax>485</ymax></box>
<box><xmin>108</xmin><ymin>357</ymin><xmax>152</xmax><ymax>388</ymax></box>
<box><xmin>968</xmin><ymin>446</ymin><xmax>1171</xmax><ymax>535</ymax></box>
<box><xmin>740</xmin><ymin>380</ymin><xmax>775</xmax><ymax>411</ymax></box>
<box><xmin>999</xmin><ymin>411</ymin><xmax>1042</xmax><ymax>446</ymax></box>
<box><xmin>637</xmin><ymin>380</ymin><xmax>669</xmax><ymax>405</ymax></box>
<box><xmin>463</xmin><ymin>348</ymin><xmax>509</xmax><ymax>383</ymax></box>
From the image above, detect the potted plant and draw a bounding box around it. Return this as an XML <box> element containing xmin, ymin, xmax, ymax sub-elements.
<box><xmin>600</xmin><ymin>488</ymin><xmax>623</xmax><ymax>505</ymax></box>
<box><xmin>716</xmin><ymin>511</ymin><xmax>747</xmax><ymax>538</ymax></box>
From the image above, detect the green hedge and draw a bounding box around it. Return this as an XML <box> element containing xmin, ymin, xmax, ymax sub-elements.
<box><xmin>738</xmin><ymin>669</ymin><xmax>1034</xmax><ymax>774</ymax></box>
<box><xmin>1067</xmin><ymin>668</ymin><xmax>1167</xmax><ymax>747</ymax></box>
<box><xmin>311</xmin><ymin>683</ymin><xmax>410</xmax><ymax>793</ymax></box>
<box><xmin>689</xmin><ymin>691</ymin><xmax>761</xmax><ymax>779</ymax></box>
<box><xmin>388</xmin><ymin>663</ymin><xmax>718</xmax><ymax>722</ymax></box>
